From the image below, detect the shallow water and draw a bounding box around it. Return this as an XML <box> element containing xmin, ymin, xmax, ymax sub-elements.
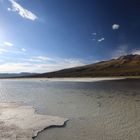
<box><xmin>0</xmin><ymin>79</ymin><xmax>140</xmax><ymax>140</ymax></box>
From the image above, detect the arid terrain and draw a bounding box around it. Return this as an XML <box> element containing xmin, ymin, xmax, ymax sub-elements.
<box><xmin>27</xmin><ymin>55</ymin><xmax>140</xmax><ymax>78</ymax></box>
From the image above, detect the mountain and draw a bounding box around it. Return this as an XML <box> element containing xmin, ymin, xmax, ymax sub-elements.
<box><xmin>15</xmin><ymin>54</ymin><xmax>140</xmax><ymax>78</ymax></box>
<box><xmin>0</xmin><ymin>72</ymin><xmax>38</xmax><ymax>78</ymax></box>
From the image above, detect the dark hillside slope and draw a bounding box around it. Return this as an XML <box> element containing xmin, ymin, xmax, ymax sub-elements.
<box><xmin>27</xmin><ymin>54</ymin><xmax>140</xmax><ymax>77</ymax></box>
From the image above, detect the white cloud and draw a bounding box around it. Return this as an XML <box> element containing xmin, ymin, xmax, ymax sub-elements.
<box><xmin>8</xmin><ymin>0</ymin><xmax>38</xmax><ymax>21</ymax></box>
<box><xmin>7</xmin><ymin>8</ymin><xmax>11</xmax><ymax>11</ymax></box>
<box><xmin>28</xmin><ymin>56</ymin><xmax>84</xmax><ymax>67</ymax></box>
<box><xmin>0</xmin><ymin>48</ymin><xmax>8</xmax><ymax>54</ymax></box>
<box><xmin>92</xmin><ymin>32</ymin><xmax>97</xmax><ymax>35</ymax></box>
<box><xmin>28</xmin><ymin>56</ymin><xmax>54</xmax><ymax>62</ymax></box>
<box><xmin>98</xmin><ymin>38</ymin><xmax>105</xmax><ymax>42</ymax></box>
<box><xmin>0</xmin><ymin>63</ymin><xmax>32</xmax><ymax>73</ymax></box>
<box><xmin>112</xmin><ymin>45</ymin><xmax>128</xmax><ymax>58</ymax></box>
<box><xmin>21</xmin><ymin>48</ymin><xmax>26</xmax><ymax>52</ymax></box>
<box><xmin>3</xmin><ymin>41</ymin><xmax>14</xmax><ymax>47</ymax></box>
<box><xmin>131</xmin><ymin>49</ymin><xmax>140</xmax><ymax>55</ymax></box>
<box><xmin>112</xmin><ymin>24</ymin><xmax>120</xmax><ymax>30</ymax></box>
<box><xmin>0</xmin><ymin>42</ymin><xmax>27</xmax><ymax>54</ymax></box>
<box><xmin>0</xmin><ymin>49</ymin><xmax>25</xmax><ymax>54</ymax></box>
<box><xmin>0</xmin><ymin>57</ymin><xmax>85</xmax><ymax>73</ymax></box>
<box><xmin>63</xmin><ymin>59</ymin><xmax>84</xmax><ymax>68</ymax></box>
<box><xmin>112</xmin><ymin>45</ymin><xmax>140</xmax><ymax>58</ymax></box>
<box><xmin>36</xmin><ymin>56</ymin><xmax>54</xmax><ymax>61</ymax></box>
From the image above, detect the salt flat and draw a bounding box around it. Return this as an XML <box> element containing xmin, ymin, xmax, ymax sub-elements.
<box><xmin>0</xmin><ymin>102</ymin><xmax>67</xmax><ymax>140</ymax></box>
<box><xmin>0</xmin><ymin>79</ymin><xmax>139</xmax><ymax>140</ymax></box>
<box><xmin>46</xmin><ymin>77</ymin><xmax>125</xmax><ymax>82</ymax></box>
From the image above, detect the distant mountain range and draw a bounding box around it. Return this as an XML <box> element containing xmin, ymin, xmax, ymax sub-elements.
<box><xmin>27</xmin><ymin>54</ymin><xmax>140</xmax><ymax>78</ymax></box>
<box><xmin>0</xmin><ymin>72</ymin><xmax>37</xmax><ymax>78</ymax></box>
<box><xmin>2</xmin><ymin>54</ymin><xmax>140</xmax><ymax>78</ymax></box>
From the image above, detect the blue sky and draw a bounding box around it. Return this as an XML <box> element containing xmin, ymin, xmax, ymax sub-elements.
<box><xmin>0</xmin><ymin>0</ymin><xmax>140</xmax><ymax>73</ymax></box>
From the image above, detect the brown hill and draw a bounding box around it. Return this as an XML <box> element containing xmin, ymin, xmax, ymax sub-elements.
<box><xmin>31</xmin><ymin>54</ymin><xmax>140</xmax><ymax>77</ymax></box>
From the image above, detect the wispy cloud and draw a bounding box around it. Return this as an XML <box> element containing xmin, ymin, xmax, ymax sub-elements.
<box><xmin>91</xmin><ymin>32</ymin><xmax>105</xmax><ymax>43</ymax></box>
<box><xmin>28</xmin><ymin>56</ymin><xmax>85</xmax><ymax>66</ymax></box>
<box><xmin>28</xmin><ymin>56</ymin><xmax>54</xmax><ymax>62</ymax></box>
<box><xmin>0</xmin><ymin>57</ymin><xmax>85</xmax><ymax>73</ymax></box>
<box><xmin>131</xmin><ymin>49</ymin><xmax>140</xmax><ymax>55</ymax></box>
<box><xmin>112</xmin><ymin>24</ymin><xmax>120</xmax><ymax>30</ymax></box>
<box><xmin>0</xmin><ymin>48</ymin><xmax>8</xmax><ymax>54</ymax></box>
<box><xmin>35</xmin><ymin>56</ymin><xmax>54</xmax><ymax>61</ymax></box>
<box><xmin>0</xmin><ymin>49</ymin><xmax>25</xmax><ymax>54</ymax></box>
<box><xmin>92</xmin><ymin>32</ymin><xmax>97</xmax><ymax>35</ymax></box>
<box><xmin>0</xmin><ymin>41</ymin><xmax>14</xmax><ymax>47</ymax></box>
<box><xmin>62</xmin><ymin>59</ymin><xmax>84</xmax><ymax>67</ymax></box>
<box><xmin>112</xmin><ymin>44</ymin><xmax>128</xmax><ymax>58</ymax></box>
<box><xmin>98</xmin><ymin>38</ymin><xmax>105</xmax><ymax>42</ymax></box>
<box><xmin>3</xmin><ymin>41</ymin><xmax>14</xmax><ymax>47</ymax></box>
<box><xmin>8</xmin><ymin>0</ymin><xmax>38</xmax><ymax>21</ymax></box>
<box><xmin>112</xmin><ymin>45</ymin><xmax>140</xmax><ymax>58</ymax></box>
<box><xmin>0</xmin><ymin>63</ymin><xmax>32</xmax><ymax>73</ymax></box>
<box><xmin>0</xmin><ymin>41</ymin><xmax>27</xmax><ymax>54</ymax></box>
<box><xmin>21</xmin><ymin>48</ymin><xmax>26</xmax><ymax>52</ymax></box>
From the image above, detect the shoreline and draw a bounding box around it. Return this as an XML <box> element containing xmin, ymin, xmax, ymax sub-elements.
<box><xmin>0</xmin><ymin>77</ymin><xmax>126</xmax><ymax>81</ymax></box>
<box><xmin>1</xmin><ymin>75</ymin><xmax>140</xmax><ymax>80</ymax></box>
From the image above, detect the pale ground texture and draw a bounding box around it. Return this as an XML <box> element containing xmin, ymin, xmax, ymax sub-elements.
<box><xmin>5</xmin><ymin>78</ymin><xmax>125</xmax><ymax>82</ymax></box>
<box><xmin>36</xmin><ymin>91</ymin><xmax>140</xmax><ymax>140</ymax></box>
<box><xmin>46</xmin><ymin>77</ymin><xmax>125</xmax><ymax>82</ymax></box>
<box><xmin>0</xmin><ymin>102</ymin><xmax>68</xmax><ymax>140</ymax></box>
<box><xmin>34</xmin><ymin>80</ymin><xmax>140</xmax><ymax>140</ymax></box>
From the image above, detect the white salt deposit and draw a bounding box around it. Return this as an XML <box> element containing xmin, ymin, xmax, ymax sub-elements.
<box><xmin>46</xmin><ymin>77</ymin><xmax>125</xmax><ymax>82</ymax></box>
<box><xmin>0</xmin><ymin>102</ymin><xmax>68</xmax><ymax>140</ymax></box>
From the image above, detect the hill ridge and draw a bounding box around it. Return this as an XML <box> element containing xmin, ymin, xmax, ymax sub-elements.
<box><xmin>23</xmin><ymin>54</ymin><xmax>140</xmax><ymax>78</ymax></box>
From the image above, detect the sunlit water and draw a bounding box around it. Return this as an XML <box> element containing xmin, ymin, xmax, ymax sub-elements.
<box><xmin>0</xmin><ymin>79</ymin><xmax>140</xmax><ymax>140</ymax></box>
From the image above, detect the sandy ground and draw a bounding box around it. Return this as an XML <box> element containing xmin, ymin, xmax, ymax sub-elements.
<box><xmin>0</xmin><ymin>102</ymin><xmax>67</xmax><ymax>140</ymax></box>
